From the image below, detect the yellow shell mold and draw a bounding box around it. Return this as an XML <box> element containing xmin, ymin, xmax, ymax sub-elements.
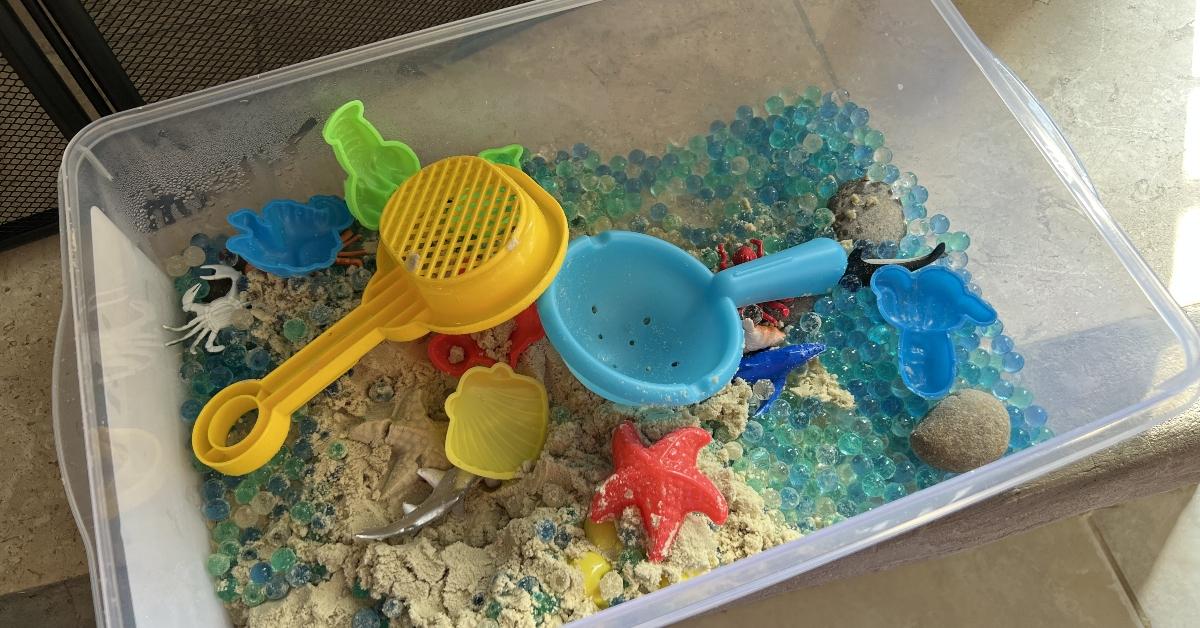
<box><xmin>444</xmin><ymin>363</ymin><xmax>549</xmax><ymax>480</ymax></box>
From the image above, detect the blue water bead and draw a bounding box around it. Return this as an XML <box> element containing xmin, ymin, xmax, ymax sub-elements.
<box><xmin>850</xmin><ymin>108</ymin><xmax>870</xmax><ymax>126</ymax></box>
<box><xmin>874</xmin><ymin>456</ymin><xmax>897</xmax><ymax>480</ymax></box>
<box><xmin>571</xmin><ymin>143</ymin><xmax>590</xmax><ymax>159</ymax></box>
<box><xmin>249</xmin><ymin>561</ymin><xmax>273</xmax><ymax>584</ymax></box>
<box><xmin>208</xmin><ymin>366</ymin><xmax>234</xmax><ymax>389</ymax></box>
<box><xmin>747</xmin><ymin>448</ymin><xmax>772</xmax><ymax>471</ymax></box>
<box><xmin>293</xmin><ymin>440</ymin><xmax>314</xmax><ymax>461</ymax></box>
<box><xmin>517</xmin><ymin>575</ymin><xmax>539</xmax><ymax>592</ymax></box>
<box><xmin>203</xmin><ymin>498</ymin><xmax>231</xmax><ymax>521</ymax></box>
<box><xmin>627</xmin><ymin>148</ymin><xmax>646</xmax><ymax>164</ymax></box>
<box><xmin>286</xmin><ymin>563</ymin><xmax>313</xmax><ymax>587</ymax></box>
<box><xmin>1002</xmin><ymin>351</ymin><xmax>1025</xmax><ymax>373</ymax></box>
<box><xmin>991</xmin><ymin>335</ymin><xmax>1015</xmax><ymax>355</ymax></box>
<box><xmin>837</xmin><ymin>432</ymin><xmax>862</xmax><ymax>456</ymax></box>
<box><xmin>264</xmin><ymin>576</ymin><xmax>289</xmax><ymax>601</ymax></box>
<box><xmin>649</xmin><ymin>202</ymin><xmax>668</xmax><ymax>222</ymax></box>
<box><xmin>1024</xmin><ymin>405</ymin><xmax>1048</xmax><ymax>427</ymax></box>
<box><xmin>1010</xmin><ymin>427</ymin><xmax>1032</xmax><ymax>450</ymax></box>
<box><xmin>779</xmin><ymin>487</ymin><xmax>801</xmax><ymax>510</ymax></box>
<box><xmin>824</xmin><ymin>330</ymin><xmax>846</xmax><ymax>349</ymax></box>
<box><xmin>758</xmin><ymin>185</ymin><xmax>779</xmax><ymax>205</ymax></box>
<box><xmin>910</xmin><ymin>185</ymin><xmax>929</xmax><ymax>204</ymax></box>
<box><xmin>352</xmin><ymin>608</ymin><xmax>384</xmax><ymax>628</ymax></box>
<box><xmin>915</xmin><ymin>467</ymin><xmax>942</xmax><ymax>489</ymax></box>
<box><xmin>742</xmin><ymin>420</ymin><xmax>765</xmax><ymax>445</ymax></box>
<box><xmin>849</xmin><ymin>454</ymin><xmax>874</xmax><ymax>476</ymax></box>
<box><xmin>202</xmin><ymin>478</ymin><xmax>227</xmax><ymax>501</ymax></box>
<box><xmin>992</xmin><ymin>379</ymin><xmax>1014</xmax><ymax>400</ymax></box>
<box><xmin>245</xmin><ymin>347</ymin><xmax>270</xmax><ymax>372</ymax></box>
<box><xmin>181</xmin><ymin>398</ymin><xmax>204</xmax><ymax>424</ymax></box>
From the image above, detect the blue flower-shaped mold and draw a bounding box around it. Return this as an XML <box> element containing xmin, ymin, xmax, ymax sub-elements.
<box><xmin>871</xmin><ymin>265</ymin><xmax>997</xmax><ymax>399</ymax></box>
<box><xmin>226</xmin><ymin>195</ymin><xmax>354</xmax><ymax>278</ymax></box>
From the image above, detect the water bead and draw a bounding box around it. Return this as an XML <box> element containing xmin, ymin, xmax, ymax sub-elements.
<box><xmin>234</xmin><ymin>479</ymin><xmax>259</xmax><ymax>505</ymax></box>
<box><xmin>863</xmin><ymin>130</ymin><xmax>885</xmax><ymax>149</ymax></box>
<box><xmin>945</xmin><ymin>231</ymin><xmax>971</xmax><ymax>252</ymax></box>
<box><xmin>264</xmin><ymin>576</ymin><xmax>290</xmax><ymax>601</ymax></box>
<box><xmin>182</xmin><ymin>246</ymin><xmax>207</xmax><ymax>267</ymax></box>
<box><xmin>286</xmin><ymin>563</ymin><xmax>313</xmax><ymax>587</ymax></box>
<box><xmin>992</xmin><ymin>379</ymin><xmax>1014</xmax><ymax>400</ymax></box>
<box><xmin>249</xmin><ymin>561</ymin><xmax>274</xmax><ymax>584</ymax></box>
<box><xmin>327</xmin><ymin>440</ymin><xmax>348</xmax><ymax>460</ymax></box>
<box><xmin>166</xmin><ymin>255</ymin><xmax>190</xmax><ymax>277</ymax></box>
<box><xmin>628</xmin><ymin>148</ymin><xmax>646</xmax><ymax>164</ymax></box>
<box><xmin>383</xmin><ymin>598</ymin><xmax>406</xmax><ymax>619</ymax></box>
<box><xmin>742</xmin><ymin>420</ymin><xmax>765</xmax><ymax>444</ymax></box>
<box><xmin>991</xmin><ymin>335</ymin><xmax>1015</xmax><ymax>355</ymax></box>
<box><xmin>245</xmin><ymin>347</ymin><xmax>271</xmax><ymax>371</ymax></box>
<box><xmin>1008</xmin><ymin>386</ymin><xmax>1034</xmax><ymax>409</ymax></box>
<box><xmin>291</xmin><ymin>501</ymin><xmax>315</xmax><ymax>524</ymax></box>
<box><xmin>1002</xmin><ymin>351</ymin><xmax>1025</xmax><ymax>373</ymax></box>
<box><xmin>203</xmin><ymin>498</ymin><xmax>231</xmax><ymax>521</ymax></box>
<box><xmin>1024</xmin><ymin>405</ymin><xmax>1048</xmax><ymax>427</ymax></box>
<box><xmin>801</xmin><ymin>133</ymin><xmax>823</xmax><ymax>153</ymax></box>
<box><xmin>216</xmin><ymin>577</ymin><xmax>239</xmax><ymax>602</ymax></box>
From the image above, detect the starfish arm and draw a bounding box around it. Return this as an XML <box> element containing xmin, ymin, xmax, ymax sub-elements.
<box><xmin>671</xmin><ymin>472</ymin><xmax>730</xmax><ymax>525</ymax></box>
<box><xmin>611</xmin><ymin>422</ymin><xmax>652</xmax><ymax>469</ymax></box>
<box><xmin>649</xmin><ymin>427</ymin><xmax>712</xmax><ymax>471</ymax></box>
<box><xmin>589</xmin><ymin>471</ymin><xmax>635</xmax><ymax>522</ymax></box>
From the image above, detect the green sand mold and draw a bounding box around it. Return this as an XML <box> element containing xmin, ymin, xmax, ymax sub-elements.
<box><xmin>323</xmin><ymin>100</ymin><xmax>420</xmax><ymax>230</ymax></box>
<box><xmin>479</xmin><ymin>144</ymin><xmax>525</xmax><ymax>168</ymax></box>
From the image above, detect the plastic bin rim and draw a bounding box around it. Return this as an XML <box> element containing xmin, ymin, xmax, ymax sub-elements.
<box><xmin>54</xmin><ymin>0</ymin><xmax>1200</xmax><ymax>626</ymax></box>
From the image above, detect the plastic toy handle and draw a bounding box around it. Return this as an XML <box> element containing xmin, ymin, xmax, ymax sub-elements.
<box><xmin>192</xmin><ymin>270</ymin><xmax>429</xmax><ymax>475</ymax></box>
<box><xmin>506</xmin><ymin>304</ymin><xmax>545</xmax><ymax>369</ymax></box>
<box><xmin>711</xmin><ymin>237</ymin><xmax>848</xmax><ymax>308</ymax></box>
<box><xmin>428</xmin><ymin>334</ymin><xmax>495</xmax><ymax>377</ymax></box>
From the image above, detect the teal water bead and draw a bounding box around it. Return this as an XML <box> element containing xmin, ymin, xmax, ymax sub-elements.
<box><xmin>978</xmin><ymin>366</ymin><xmax>1000</xmax><ymax>387</ymax></box>
<box><xmin>206</xmin><ymin>552</ymin><xmax>232</xmax><ymax>576</ymax></box>
<box><xmin>271</xmin><ymin>546</ymin><xmax>298</xmax><ymax>572</ymax></box>
<box><xmin>837</xmin><ymin>432</ymin><xmax>862</xmax><ymax>456</ymax></box>
<box><xmin>779</xmin><ymin>487</ymin><xmax>801</xmax><ymax>510</ymax></box>
<box><xmin>812</xmin><ymin>207</ymin><xmax>835</xmax><ymax>229</ymax></box>
<box><xmin>992</xmin><ymin>379</ymin><xmax>1014</xmax><ymax>400</ymax></box>
<box><xmin>915</xmin><ymin>467</ymin><xmax>942</xmax><ymax>489</ymax></box>
<box><xmin>765</xmin><ymin>95</ymin><xmax>786</xmax><ymax>114</ymax></box>
<box><xmin>860</xmin><ymin>472</ymin><xmax>885</xmax><ymax>497</ymax></box>
<box><xmin>747</xmin><ymin>447</ymin><xmax>772</xmax><ymax>471</ymax></box>
<box><xmin>282</xmin><ymin>318</ymin><xmax>308</xmax><ymax>343</ymax></box>
<box><xmin>768</xmin><ymin>129</ymin><xmax>791</xmax><ymax>149</ymax></box>
<box><xmin>242</xmin><ymin>583</ymin><xmax>266</xmax><ymax>607</ymax></box>
<box><xmin>883</xmin><ymin>482</ymin><xmax>908</xmax><ymax>501</ymax></box>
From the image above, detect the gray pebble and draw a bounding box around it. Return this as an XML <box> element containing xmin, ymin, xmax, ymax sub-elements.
<box><xmin>829</xmin><ymin>178</ymin><xmax>906</xmax><ymax>243</ymax></box>
<box><xmin>910</xmin><ymin>389</ymin><xmax>1010</xmax><ymax>473</ymax></box>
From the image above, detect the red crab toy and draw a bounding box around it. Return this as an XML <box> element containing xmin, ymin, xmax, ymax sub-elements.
<box><xmin>716</xmin><ymin>238</ymin><xmax>793</xmax><ymax>327</ymax></box>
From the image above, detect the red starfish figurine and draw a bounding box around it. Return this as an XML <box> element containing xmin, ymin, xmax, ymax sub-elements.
<box><xmin>589</xmin><ymin>422</ymin><xmax>729</xmax><ymax>562</ymax></box>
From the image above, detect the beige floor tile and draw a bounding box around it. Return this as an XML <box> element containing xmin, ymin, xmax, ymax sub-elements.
<box><xmin>0</xmin><ymin>236</ymin><xmax>88</xmax><ymax>594</ymax></box>
<box><xmin>1091</xmin><ymin>485</ymin><xmax>1200</xmax><ymax>628</ymax></box>
<box><xmin>687</xmin><ymin>515</ymin><xmax>1142</xmax><ymax>628</ymax></box>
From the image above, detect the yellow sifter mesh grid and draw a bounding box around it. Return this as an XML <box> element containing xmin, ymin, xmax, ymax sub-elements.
<box><xmin>380</xmin><ymin>156</ymin><xmax>526</xmax><ymax>280</ymax></box>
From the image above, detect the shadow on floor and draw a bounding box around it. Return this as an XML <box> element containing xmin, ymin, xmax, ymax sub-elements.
<box><xmin>0</xmin><ymin>576</ymin><xmax>95</xmax><ymax>628</ymax></box>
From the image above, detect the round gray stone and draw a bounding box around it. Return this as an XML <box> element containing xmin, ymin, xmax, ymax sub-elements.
<box><xmin>829</xmin><ymin>178</ymin><xmax>906</xmax><ymax>243</ymax></box>
<box><xmin>910</xmin><ymin>389</ymin><xmax>1010</xmax><ymax>473</ymax></box>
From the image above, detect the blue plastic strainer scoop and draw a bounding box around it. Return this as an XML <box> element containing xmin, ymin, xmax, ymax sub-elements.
<box><xmin>537</xmin><ymin>231</ymin><xmax>847</xmax><ymax>406</ymax></box>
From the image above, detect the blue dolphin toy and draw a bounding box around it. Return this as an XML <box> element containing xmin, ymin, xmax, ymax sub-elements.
<box><xmin>735</xmin><ymin>343</ymin><xmax>826</xmax><ymax>416</ymax></box>
<box><xmin>871</xmin><ymin>265</ymin><xmax>997</xmax><ymax>399</ymax></box>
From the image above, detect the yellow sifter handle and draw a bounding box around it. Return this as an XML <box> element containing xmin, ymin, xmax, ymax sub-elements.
<box><xmin>192</xmin><ymin>268</ymin><xmax>429</xmax><ymax>475</ymax></box>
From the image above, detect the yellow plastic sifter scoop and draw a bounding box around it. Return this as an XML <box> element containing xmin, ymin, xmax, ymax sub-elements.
<box><xmin>192</xmin><ymin>156</ymin><xmax>568</xmax><ymax>475</ymax></box>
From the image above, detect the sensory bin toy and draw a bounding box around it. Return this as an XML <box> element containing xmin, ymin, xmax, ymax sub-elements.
<box><xmin>164</xmin><ymin>87</ymin><xmax>1060</xmax><ymax>627</ymax></box>
<box><xmin>537</xmin><ymin>230</ymin><xmax>847</xmax><ymax>406</ymax></box>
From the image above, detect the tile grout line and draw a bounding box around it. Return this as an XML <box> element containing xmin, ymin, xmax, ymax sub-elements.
<box><xmin>1084</xmin><ymin>512</ymin><xmax>1152</xmax><ymax>628</ymax></box>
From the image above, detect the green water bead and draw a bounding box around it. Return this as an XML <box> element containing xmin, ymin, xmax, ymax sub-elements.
<box><xmin>291</xmin><ymin>501</ymin><xmax>315</xmax><ymax>524</ymax></box>
<box><xmin>282</xmin><ymin>318</ymin><xmax>308</xmax><ymax>342</ymax></box>
<box><xmin>234</xmin><ymin>480</ymin><xmax>259</xmax><ymax>505</ymax></box>
<box><xmin>597</xmin><ymin>175</ymin><xmax>617</xmax><ymax>194</ymax></box>
<box><xmin>863</xmin><ymin>129</ymin><xmax>885</xmax><ymax>149</ymax></box>
<box><xmin>271</xmin><ymin>547</ymin><xmax>298</xmax><ymax>572</ymax></box>
<box><xmin>661</xmin><ymin>214</ymin><xmax>683</xmax><ymax>231</ymax></box>
<box><xmin>801</xmin><ymin>133</ymin><xmax>824</xmax><ymax>153</ymax></box>
<box><xmin>765</xmin><ymin>95</ymin><xmax>786</xmax><ymax>114</ymax></box>
<box><xmin>206</xmin><ymin>552</ymin><xmax>232</xmax><ymax>576</ymax></box>
<box><xmin>242</xmin><ymin>583</ymin><xmax>266</xmax><ymax>607</ymax></box>
<box><xmin>212</xmin><ymin>521</ymin><xmax>240</xmax><ymax>543</ymax></box>
<box><xmin>969</xmin><ymin>349</ymin><xmax>991</xmax><ymax>368</ymax></box>
<box><xmin>812</xmin><ymin>208</ymin><xmax>835</xmax><ymax>229</ymax></box>
<box><xmin>216</xmin><ymin>577</ymin><xmax>240</xmax><ymax>602</ymax></box>
<box><xmin>802</xmin><ymin>85</ymin><xmax>822</xmax><ymax>104</ymax></box>
<box><xmin>1008</xmin><ymin>386</ymin><xmax>1034</xmax><ymax>408</ymax></box>
<box><xmin>283</xmin><ymin>457</ymin><xmax>306</xmax><ymax>480</ymax></box>
<box><xmin>327</xmin><ymin>440</ymin><xmax>348</xmax><ymax>460</ymax></box>
<box><xmin>218</xmin><ymin>540</ymin><xmax>241</xmax><ymax>558</ymax></box>
<box><xmin>944</xmin><ymin>231</ymin><xmax>971</xmax><ymax>252</ymax></box>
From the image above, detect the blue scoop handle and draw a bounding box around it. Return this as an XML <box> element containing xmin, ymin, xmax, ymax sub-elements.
<box><xmin>711</xmin><ymin>238</ymin><xmax>848</xmax><ymax>307</ymax></box>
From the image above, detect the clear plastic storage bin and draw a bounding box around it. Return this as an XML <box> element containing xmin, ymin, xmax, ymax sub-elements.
<box><xmin>55</xmin><ymin>0</ymin><xmax>1200</xmax><ymax>625</ymax></box>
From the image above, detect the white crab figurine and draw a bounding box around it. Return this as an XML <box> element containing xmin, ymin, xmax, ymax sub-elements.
<box><xmin>163</xmin><ymin>264</ymin><xmax>247</xmax><ymax>354</ymax></box>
